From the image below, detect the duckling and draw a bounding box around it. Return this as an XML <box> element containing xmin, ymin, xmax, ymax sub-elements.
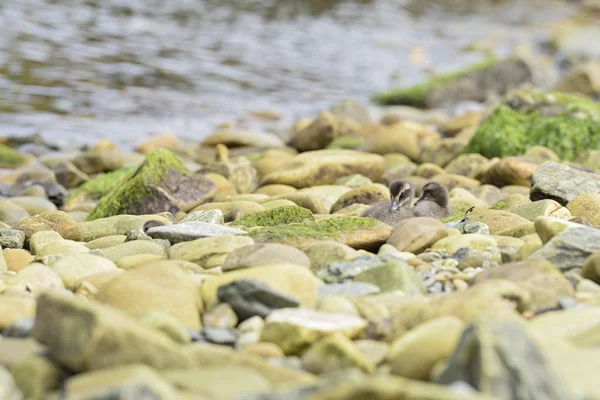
<box><xmin>360</xmin><ymin>179</ymin><xmax>415</xmax><ymax>226</ymax></box>
<box><xmin>412</xmin><ymin>182</ymin><xmax>453</xmax><ymax>219</ymax></box>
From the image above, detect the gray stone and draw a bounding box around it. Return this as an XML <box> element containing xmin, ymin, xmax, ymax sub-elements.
<box><xmin>530</xmin><ymin>161</ymin><xmax>600</xmax><ymax>206</ymax></box>
<box><xmin>0</xmin><ymin>229</ymin><xmax>26</xmax><ymax>249</ymax></box>
<box><xmin>317</xmin><ymin>255</ymin><xmax>384</xmax><ymax>283</ymax></box>
<box><xmin>217</xmin><ymin>279</ymin><xmax>301</xmax><ymax>321</ymax></box>
<box><xmin>201</xmin><ymin>327</ymin><xmax>238</xmax><ymax>346</ymax></box>
<box><xmin>529</xmin><ymin>227</ymin><xmax>600</xmax><ymax>271</ymax></box>
<box><xmin>318</xmin><ymin>282</ymin><xmax>381</xmax><ymax>298</ymax></box>
<box><xmin>434</xmin><ymin>316</ymin><xmax>573</xmax><ymax>400</ymax></box>
<box><xmin>125</xmin><ymin>229</ymin><xmax>152</xmax><ymax>242</ymax></box>
<box><xmin>147</xmin><ymin>221</ymin><xmax>246</xmax><ymax>244</ymax></box>
<box><xmin>2</xmin><ymin>318</ymin><xmax>35</xmax><ymax>338</ymax></box>
<box><xmin>180</xmin><ymin>209</ymin><xmax>225</xmax><ymax>225</ymax></box>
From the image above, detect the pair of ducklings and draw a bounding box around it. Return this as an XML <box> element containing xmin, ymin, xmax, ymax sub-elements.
<box><xmin>360</xmin><ymin>180</ymin><xmax>452</xmax><ymax>226</ymax></box>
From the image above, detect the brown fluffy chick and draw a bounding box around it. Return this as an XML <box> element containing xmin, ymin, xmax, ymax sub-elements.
<box><xmin>412</xmin><ymin>182</ymin><xmax>452</xmax><ymax>219</ymax></box>
<box><xmin>360</xmin><ymin>180</ymin><xmax>415</xmax><ymax>226</ymax></box>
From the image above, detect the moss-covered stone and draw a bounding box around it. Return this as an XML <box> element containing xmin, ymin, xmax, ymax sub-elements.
<box><xmin>230</xmin><ymin>206</ymin><xmax>314</xmax><ymax>227</ymax></box>
<box><xmin>249</xmin><ymin>217</ymin><xmax>391</xmax><ymax>250</ymax></box>
<box><xmin>464</xmin><ymin>89</ymin><xmax>600</xmax><ymax>161</ymax></box>
<box><xmin>69</xmin><ymin>166</ymin><xmax>136</xmax><ymax>201</ymax></box>
<box><xmin>0</xmin><ymin>144</ymin><xmax>27</xmax><ymax>168</ymax></box>
<box><xmin>373</xmin><ymin>57</ymin><xmax>531</xmax><ymax>108</ymax></box>
<box><xmin>87</xmin><ymin>149</ymin><xmax>215</xmax><ymax>220</ymax></box>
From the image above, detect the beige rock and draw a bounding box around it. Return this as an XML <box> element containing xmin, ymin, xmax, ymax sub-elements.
<box><xmin>480</xmin><ymin>157</ymin><xmax>538</xmax><ymax>187</ymax></box>
<box><xmin>432</xmin><ymin>234</ymin><xmax>498</xmax><ymax>253</ymax></box>
<box><xmin>261</xmin><ymin>150</ymin><xmax>385</xmax><ymax>189</ymax></box>
<box><xmin>0</xmin><ymin>293</ymin><xmax>36</xmax><ymax>330</ymax></box>
<box><xmin>135</xmin><ymin>133</ymin><xmax>180</xmax><ymax>154</ymax></box>
<box><xmin>11</xmin><ymin>355</ymin><xmax>61</xmax><ymax>400</ymax></box>
<box><xmin>414</xmin><ymin>163</ymin><xmax>445</xmax><ymax>178</ymax></box>
<box><xmin>100</xmin><ymin>240</ymin><xmax>167</xmax><ymax>263</ymax></box>
<box><xmin>468</xmin><ymin>209</ymin><xmax>532</xmax><ymax>234</ymax></box>
<box><xmin>444</xmin><ymin>153</ymin><xmax>490</xmax><ymax>178</ymax></box>
<box><xmin>288</xmin><ymin>111</ymin><xmax>338</xmax><ymax>152</ymax></box>
<box><xmin>222</xmin><ymin>243</ymin><xmax>310</xmax><ymax>271</ymax></box>
<box><xmin>583</xmin><ymin>251</ymin><xmax>600</xmax><ymax>284</ymax></box>
<box><xmin>567</xmin><ymin>193</ymin><xmax>600</xmax><ymax>226</ymax></box>
<box><xmin>203</xmin><ymin>172</ymin><xmax>238</xmax><ymax>196</ymax></box>
<box><xmin>0</xmin><ymin>200</ymin><xmax>29</xmax><ymax>223</ymax></box>
<box><xmin>84</xmin><ymin>235</ymin><xmax>127</xmax><ymax>250</ymax></box>
<box><xmin>510</xmin><ymin>199</ymin><xmax>571</xmax><ymax>221</ymax></box>
<box><xmin>387</xmin><ymin>218</ymin><xmax>456</xmax><ymax>254</ymax></box>
<box><xmin>330</xmin><ymin>184</ymin><xmax>390</xmax><ymax>213</ymax></box>
<box><xmin>254</xmin><ymin>184</ymin><xmax>297</xmax><ymax>196</ymax></box>
<box><xmin>168</xmin><ymin>235</ymin><xmax>254</xmax><ymax>269</ymax></box>
<box><xmin>192</xmin><ymin>201</ymin><xmax>264</xmax><ymax>222</ymax></box>
<box><xmin>534</xmin><ymin>216</ymin><xmax>581</xmax><ymax>244</ymax></box>
<box><xmin>302</xmin><ymin>333</ymin><xmax>375</xmax><ymax>374</ymax></box>
<box><xmin>17</xmin><ymin>263</ymin><xmax>64</xmax><ymax>295</ymax></box>
<box><xmin>304</xmin><ymin>241</ymin><xmax>358</xmax><ymax>272</ymax></box>
<box><xmin>17</xmin><ymin>211</ymin><xmax>78</xmax><ymax>239</ymax></box>
<box><xmin>3</xmin><ymin>249</ymin><xmax>33</xmax><ymax>272</ymax></box>
<box><xmin>116</xmin><ymin>254</ymin><xmax>167</xmax><ymax>270</ymax></box>
<box><xmin>363</xmin><ymin>121</ymin><xmax>426</xmax><ymax>160</ymax></box>
<box><xmin>50</xmin><ymin>253</ymin><xmax>119</xmax><ymax>290</ymax></box>
<box><xmin>431</xmin><ymin>173</ymin><xmax>480</xmax><ymax>190</ymax></box>
<box><xmin>388</xmin><ymin>316</ymin><xmax>465</xmax><ymax>380</ymax></box>
<box><xmin>420</xmin><ymin>138</ymin><xmax>468</xmax><ymax>167</ymax></box>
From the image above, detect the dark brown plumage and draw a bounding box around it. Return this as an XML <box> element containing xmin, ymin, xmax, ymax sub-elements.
<box><xmin>360</xmin><ymin>180</ymin><xmax>415</xmax><ymax>226</ymax></box>
<box><xmin>412</xmin><ymin>182</ymin><xmax>452</xmax><ymax>219</ymax></box>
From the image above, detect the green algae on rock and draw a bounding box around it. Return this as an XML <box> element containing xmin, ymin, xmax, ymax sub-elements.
<box><xmin>87</xmin><ymin>149</ymin><xmax>216</xmax><ymax>220</ymax></box>
<box><xmin>230</xmin><ymin>205</ymin><xmax>314</xmax><ymax>228</ymax></box>
<box><xmin>248</xmin><ymin>217</ymin><xmax>392</xmax><ymax>250</ymax></box>
<box><xmin>464</xmin><ymin>89</ymin><xmax>600</xmax><ymax>160</ymax></box>
<box><xmin>372</xmin><ymin>58</ymin><xmax>531</xmax><ymax>108</ymax></box>
<box><xmin>68</xmin><ymin>166</ymin><xmax>136</xmax><ymax>202</ymax></box>
<box><xmin>0</xmin><ymin>144</ymin><xmax>27</xmax><ymax>168</ymax></box>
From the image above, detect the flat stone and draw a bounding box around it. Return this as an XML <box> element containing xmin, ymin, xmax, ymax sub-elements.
<box><xmin>302</xmin><ymin>333</ymin><xmax>375</xmax><ymax>374</ymax></box>
<box><xmin>100</xmin><ymin>240</ymin><xmax>167</xmax><ymax>263</ymax></box>
<box><xmin>217</xmin><ymin>279</ymin><xmax>300</xmax><ymax>321</ymax></box>
<box><xmin>531</xmin><ymin>161</ymin><xmax>600</xmax><ymax>205</ymax></box>
<box><xmin>49</xmin><ymin>253</ymin><xmax>118</xmax><ymax>290</ymax></box>
<box><xmin>317</xmin><ymin>255</ymin><xmax>384</xmax><ymax>283</ymax></box>
<box><xmin>223</xmin><ymin>243</ymin><xmax>310</xmax><ymax>271</ymax></box>
<box><xmin>318</xmin><ymin>282</ymin><xmax>381</xmax><ymax>297</ymax></box>
<box><xmin>167</xmin><ymin>235</ymin><xmax>254</xmax><ymax>269</ymax></box>
<box><xmin>261</xmin><ymin>308</ymin><xmax>368</xmax><ymax>355</ymax></box>
<box><xmin>146</xmin><ymin>221</ymin><xmax>246</xmax><ymax>243</ymax></box>
<box><xmin>529</xmin><ymin>226</ymin><xmax>600</xmax><ymax>271</ymax></box>
<box><xmin>353</xmin><ymin>260</ymin><xmax>426</xmax><ymax>295</ymax></box>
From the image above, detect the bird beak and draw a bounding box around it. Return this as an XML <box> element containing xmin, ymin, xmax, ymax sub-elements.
<box><xmin>390</xmin><ymin>198</ymin><xmax>400</xmax><ymax>212</ymax></box>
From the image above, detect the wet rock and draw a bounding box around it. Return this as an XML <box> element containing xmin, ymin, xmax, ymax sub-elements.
<box><xmin>180</xmin><ymin>209</ymin><xmax>224</xmax><ymax>224</ymax></box>
<box><xmin>167</xmin><ymin>235</ymin><xmax>254</xmax><ymax>268</ymax></box>
<box><xmin>529</xmin><ymin>226</ymin><xmax>600</xmax><ymax>271</ymax></box>
<box><xmin>302</xmin><ymin>333</ymin><xmax>375</xmax><ymax>374</ymax></box>
<box><xmin>217</xmin><ymin>279</ymin><xmax>300</xmax><ymax>321</ymax></box>
<box><xmin>471</xmin><ymin>259</ymin><xmax>575</xmax><ymax>312</ymax></box>
<box><xmin>330</xmin><ymin>184</ymin><xmax>390</xmax><ymax>213</ymax></box>
<box><xmin>223</xmin><ymin>243</ymin><xmax>310</xmax><ymax>271</ymax></box>
<box><xmin>96</xmin><ymin>264</ymin><xmax>203</xmax><ymax>330</ymax></box>
<box><xmin>387</xmin><ymin>217</ymin><xmax>455</xmax><ymax>254</ymax></box>
<box><xmin>434</xmin><ymin>316</ymin><xmax>573</xmax><ymax>400</ymax></box>
<box><xmin>388</xmin><ymin>316</ymin><xmax>465</xmax><ymax>380</ymax></box>
<box><xmin>88</xmin><ymin>149</ymin><xmax>216</xmax><ymax>220</ymax></box>
<box><xmin>65</xmin><ymin>364</ymin><xmax>178</xmax><ymax>399</ymax></box>
<box><xmin>202</xmin><ymin>264</ymin><xmax>319</xmax><ymax>310</ymax></box>
<box><xmin>261</xmin><ymin>308</ymin><xmax>367</xmax><ymax>355</ymax></box>
<box><xmin>249</xmin><ymin>217</ymin><xmax>392</xmax><ymax>251</ymax></box>
<box><xmin>230</xmin><ymin>205</ymin><xmax>314</xmax><ymax>227</ymax></box>
<box><xmin>531</xmin><ymin>161</ymin><xmax>600</xmax><ymax>205</ymax></box>
<box><xmin>146</xmin><ymin>221</ymin><xmax>246</xmax><ymax>243</ymax></box>
<box><xmin>288</xmin><ymin>111</ymin><xmax>338</xmax><ymax>152</ymax></box>
<box><xmin>261</xmin><ymin>149</ymin><xmax>384</xmax><ymax>189</ymax></box>
<box><xmin>0</xmin><ymin>229</ymin><xmax>25</xmax><ymax>249</ymax></box>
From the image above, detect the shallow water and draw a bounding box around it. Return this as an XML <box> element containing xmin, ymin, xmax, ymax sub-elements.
<box><xmin>0</xmin><ymin>0</ymin><xmax>576</xmax><ymax>149</ymax></box>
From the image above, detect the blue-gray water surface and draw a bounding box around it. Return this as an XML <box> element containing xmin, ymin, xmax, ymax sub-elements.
<box><xmin>0</xmin><ymin>0</ymin><xmax>577</xmax><ymax>148</ymax></box>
